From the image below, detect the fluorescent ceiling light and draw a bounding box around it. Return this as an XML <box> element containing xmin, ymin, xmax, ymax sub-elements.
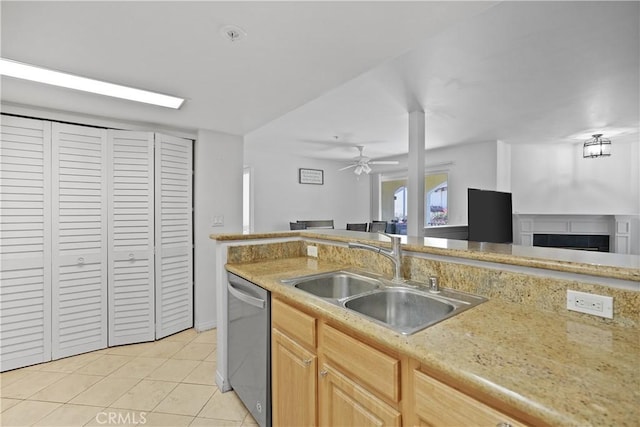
<box><xmin>0</xmin><ymin>58</ymin><xmax>185</xmax><ymax>109</ymax></box>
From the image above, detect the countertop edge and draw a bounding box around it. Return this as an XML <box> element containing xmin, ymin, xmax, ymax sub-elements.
<box><xmin>211</xmin><ymin>231</ymin><xmax>640</xmax><ymax>281</ymax></box>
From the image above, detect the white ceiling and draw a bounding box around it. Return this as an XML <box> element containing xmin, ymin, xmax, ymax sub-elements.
<box><xmin>2</xmin><ymin>1</ymin><xmax>639</xmax><ymax>165</ymax></box>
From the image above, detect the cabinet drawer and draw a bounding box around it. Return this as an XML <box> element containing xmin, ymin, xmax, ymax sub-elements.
<box><xmin>272</xmin><ymin>298</ymin><xmax>317</xmax><ymax>349</ymax></box>
<box><xmin>413</xmin><ymin>369</ymin><xmax>526</xmax><ymax>427</ymax></box>
<box><xmin>321</xmin><ymin>324</ymin><xmax>400</xmax><ymax>402</ymax></box>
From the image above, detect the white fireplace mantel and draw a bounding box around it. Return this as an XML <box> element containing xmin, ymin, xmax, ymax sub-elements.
<box><xmin>513</xmin><ymin>214</ymin><xmax>639</xmax><ymax>255</ymax></box>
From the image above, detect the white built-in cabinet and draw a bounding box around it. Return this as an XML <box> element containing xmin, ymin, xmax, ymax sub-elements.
<box><xmin>0</xmin><ymin>116</ymin><xmax>193</xmax><ymax>371</ymax></box>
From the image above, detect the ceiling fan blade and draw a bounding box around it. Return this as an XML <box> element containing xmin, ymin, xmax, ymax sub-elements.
<box><xmin>338</xmin><ymin>164</ymin><xmax>358</xmax><ymax>171</ymax></box>
<box><xmin>369</xmin><ymin>160</ymin><xmax>399</xmax><ymax>165</ymax></box>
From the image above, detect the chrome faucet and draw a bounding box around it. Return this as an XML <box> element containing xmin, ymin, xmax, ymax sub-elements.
<box><xmin>348</xmin><ymin>233</ymin><xmax>404</xmax><ymax>283</ymax></box>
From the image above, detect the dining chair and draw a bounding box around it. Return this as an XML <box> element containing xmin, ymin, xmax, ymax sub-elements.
<box><xmin>298</xmin><ymin>220</ymin><xmax>334</xmax><ymax>229</ymax></box>
<box><xmin>368</xmin><ymin>221</ymin><xmax>387</xmax><ymax>233</ymax></box>
<box><xmin>346</xmin><ymin>223</ymin><xmax>368</xmax><ymax>232</ymax></box>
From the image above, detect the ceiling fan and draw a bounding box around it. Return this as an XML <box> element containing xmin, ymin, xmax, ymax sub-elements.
<box><xmin>338</xmin><ymin>145</ymin><xmax>399</xmax><ymax>175</ymax></box>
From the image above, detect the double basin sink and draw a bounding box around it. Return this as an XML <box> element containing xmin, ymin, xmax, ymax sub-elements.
<box><xmin>281</xmin><ymin>270</ymin><xmax>487</xmax><ymax>335</ymax></box>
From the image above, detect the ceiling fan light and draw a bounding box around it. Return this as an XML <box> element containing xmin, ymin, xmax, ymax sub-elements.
<box><xmin>354</xmin><ymin>165</ymin><xmax>363</xmax><ymax>175</ymax></box>
<box><xmin>583</xmin><ymin>134</ymin><xmax>612</xmax><ymax>158</ymax></box>
<box><xmin>362</xmin><ymin>163</ymin><xmax>372</xmax><ymax>174</ymax></box>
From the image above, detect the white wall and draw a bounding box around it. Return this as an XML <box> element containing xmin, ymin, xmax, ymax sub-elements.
<box><xmin>244</xmin><ymin>149</ymin><xmax>370</xmax><ymax>231</ymax></box>
<box><xmin>194</xmin><ymin>129</ymin><xmax>243</xmax><ymax>330</ymax></box>
<box><xmin>511</xmin><ymin>139</ymin><xmax>640</xmax><ymax>215</ymax></box>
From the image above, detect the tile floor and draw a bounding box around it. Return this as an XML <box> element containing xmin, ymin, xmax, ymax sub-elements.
<box><xmin>0</xmin><ymin>328</ymin><xmax>258</xmax><ymax>427</ymax></box>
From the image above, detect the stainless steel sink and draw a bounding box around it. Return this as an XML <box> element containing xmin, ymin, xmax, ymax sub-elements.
<box><xmin>281</xmin><ymin>270</ymin><xmax>486</xmax><ymax>335</ymax></box>
<box><xmin>282</xmin><ymin>271</ymin><xmax>381</xmax><ymax>299</ymax></box>
<box><xmin>345</xmin><ymin>288</ymin><xmax>465</xmax><ymax>335</ymax></box>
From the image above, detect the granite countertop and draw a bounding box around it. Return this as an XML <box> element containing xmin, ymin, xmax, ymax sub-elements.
<box><xmin>226</xmin><ymin>257</ymin><xmax>640</xmax><ymax>427</ymax></box>
<box><xmin>211</xmin><ymin>230</ymin><xmax>640</xmax><ymax>282</ymax></box>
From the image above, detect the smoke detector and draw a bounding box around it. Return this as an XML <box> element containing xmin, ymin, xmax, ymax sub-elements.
<box><xmin>220</xmin><ymin>25</ymin><xmax>247</xmax><ymax>42</ymax></box>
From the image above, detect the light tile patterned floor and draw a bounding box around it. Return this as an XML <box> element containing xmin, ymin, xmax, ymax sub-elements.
<box><xmin>0</xmin><ymin>329</ymin><xmax>258</xmax><ymax>427</ymax></box>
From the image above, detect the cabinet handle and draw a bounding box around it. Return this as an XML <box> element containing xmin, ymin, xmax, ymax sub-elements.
<box><xmin>496</xmin><ymin>423</ymin><xmax>513</xmax><ymax>427</ymax></box>
<box><xmin>320</xmin><ymin>369</ymin><xmax>328</xmax><ymax>377</ymax></box>
<box><xmin>128</xmin><ymin>253</ymin><xmax>135</xmax><ymax>260</ymax></box>
<box><xmin>77</xmin><ymin>257</ymin><xmax>85</xmax><ymax>265</ymax></box>
<box><xmin>303</xmin><ymin>359</ymin><xmax>312</xmax><ymax>367</ymax></box>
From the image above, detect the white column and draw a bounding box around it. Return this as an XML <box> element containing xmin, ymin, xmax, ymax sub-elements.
<box><xmin>407</xmin><ymin>111</ymin><xmax>425</xmax><ymax>237</ymax></box>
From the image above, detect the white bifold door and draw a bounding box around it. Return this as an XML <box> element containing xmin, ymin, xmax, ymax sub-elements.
<box><xmin>0</xmin><ymin>116</ymin><xmax>52</xmax><ymax>371</ymax></box>
<box><xmin>0</xmin><ymin>119</ymin><xmax>193</xmax><ymax>370</ymax></box>
<box><xmin>51</xmin><ymin>123</ymin><xmax>108</xmax><ymax>359</ymax></box>
<box><xmin>54</xmin><ymin>128</ymin><xmax>193</xmax><ymax>350</ymax></box>
<box><xmin>154</xmin><ymin>134</ymin><xmax>193</xmax><ymax>339</ymax></box>
<box><xmin>107</xmin><ymin>130</ymin><xmax>155</xmax><ymax>346</ymax></box>
<box><xmin>107</xmin><ymin>131</ymin><xmax>193</xmax><ymax>344</ymax></box>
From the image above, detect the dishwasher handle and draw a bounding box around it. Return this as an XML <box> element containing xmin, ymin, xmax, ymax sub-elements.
<box><xmin>228</xmin><ymin>282</ymin><xmax>266</xmax><ymax>309</ymax></box>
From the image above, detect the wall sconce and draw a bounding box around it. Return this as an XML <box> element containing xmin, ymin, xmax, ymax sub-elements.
<box><xmin>583</xmin><ymin>134</ymin><xmax>612</xmax><ymax>158</ymax></box>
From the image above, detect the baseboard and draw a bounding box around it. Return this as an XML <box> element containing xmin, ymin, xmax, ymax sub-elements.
<box><xmin>194</xmin><ymin>319</ymin><xmax>217</xmax><ymax>332</ymax></box>
<box><xmin>216</xmin><ymin>370</ymin><xmax>232</xmax><ymax>392</ymax></box>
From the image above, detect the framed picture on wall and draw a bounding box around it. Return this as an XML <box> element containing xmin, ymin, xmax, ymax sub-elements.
<box><xmin>299</xmin><ymin>168</ymin><xmax>324</xmax><ymax>185</ymax></box>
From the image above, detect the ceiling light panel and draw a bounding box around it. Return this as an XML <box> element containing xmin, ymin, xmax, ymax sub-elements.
<box><xmin>0</xmin><ymin>58</ymin><xmax>185</xmax><ymax>109</ymax></box>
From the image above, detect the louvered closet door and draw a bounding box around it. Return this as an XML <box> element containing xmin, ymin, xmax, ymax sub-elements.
<box><xmin>155</xmin><ymin>133</ymin><xmax>193</xmax><ymax>339</ymax></box>
<box><xmin>52</xmin><ymin>123</ymin><xmax>108</xmax><ymax>359</ymax></box>
<box><xmin>108</xmin><ymin>130</ymin><xmax>154</xmax><ymax>346</ymax></box>
<box><xmin>0</xmin><ymin>116</ymin><xmax>52</xmax><ymax>371</ymax></box>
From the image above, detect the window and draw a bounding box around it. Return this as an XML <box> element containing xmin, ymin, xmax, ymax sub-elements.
<box><xmin>426</xmin><ymin>173</ymin><xmax>448</xmax><ymax>226</ymax></box>
<box><xmin>381</xmin><ymin>173</ymin><xmax>448</xmax><ymax>232</ymax></box>
<box><xmin>394</xmin><ymin>186</ymin><xmax>407</xmax><ymax>221</ymax></box>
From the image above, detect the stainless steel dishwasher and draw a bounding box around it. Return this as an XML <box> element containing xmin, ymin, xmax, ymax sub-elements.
<box><xmin>227</xmin><ymin>272</ymin><xmax>271</xmax><ymax>427</ymax></box>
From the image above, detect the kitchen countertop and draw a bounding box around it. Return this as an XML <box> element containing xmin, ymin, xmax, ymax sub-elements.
<box><xmin>226</xmin><ymin>257</ymin><xmax>640</xmax><ymax>427</ymax></box>
<box><xmin>211</xmin><ymin>230</ymin><xmax>640</xmax><ymax>282</ymax></box>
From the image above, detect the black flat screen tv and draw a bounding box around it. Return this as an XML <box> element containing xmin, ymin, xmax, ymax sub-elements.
<box><xmin>467</xmin><ymin>188</ymin><xmax>513</xmax><ymax>243</ymax></box>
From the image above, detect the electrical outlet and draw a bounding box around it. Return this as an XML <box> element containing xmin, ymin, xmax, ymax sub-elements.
<box><xmin>307</xmin><ymin>245</ymin><xmax>318</xmax><ymax>257</ymax></box>
<box><xmin>210</xmin><ymin>215</ymin><xmax>224</xmax><ymax>227</ymax></box>
<box><xmin>567</xmin><ymin>290</ymin><xmax>613</xmax><ymax>319</ymax></box>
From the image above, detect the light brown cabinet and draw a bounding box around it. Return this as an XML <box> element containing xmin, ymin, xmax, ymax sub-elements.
<box><xmin>271</xmin><ymin>297</ymin><xmax>528</xmax><ymax>427</ymax></box>
<box><xmin>410</xmin><ymin>368</ymin><xmax>525</xmax><ymax>427</ymax></box>
<box><xmin>319</xmin><ymin>362</ymin><xmax>401</xmax><ymax>426</ymax></box>
<box><xmin>321</xmin><ymin>324</ymin><xmax>400</xmax><ymax>403</ymax></box>
<box><xmin>271</xmin><ymin>298</ymin><xmax>317</xmax><ymax>426</ymax></box>
<box><xmin>272</xmin><ymin>328</ymin><xmax>317</xmax><ymax>426</ymax></box>
<box><xmin>319</xmin><ymin>323</ymin><xmax>401</xmax><ymax>426</ymax></box>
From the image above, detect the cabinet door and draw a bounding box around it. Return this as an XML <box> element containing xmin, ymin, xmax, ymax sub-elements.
<box><xmin>319</xmin><ymin>363</ymin><xmax>401</xmax><ymax>427</ymax></box>
<box><xmin>272</xmin><ymin>328</ymin><xmax>317</xmax><ymax>427</ymax></box>
<box><xmin>0</xmin><ymin>116</ymin><xmax>52</xmax><ymax>371</ymax></box>
<box><xmin>51</xmin><ymin>123</ymin><xmax>108</xmax><ymax>359</ymax></box>
<box><xmin>412</xmin><ymin>369</ymin><xmax>525</xmax><ymax>427</ymax></box>
<box><xmin>154</xmin><ymin>133</ymin><xmax>193</xmax><ymax>339</ymax></box>
<box><xmin>107</xmin><ymin>130</ymin><xmax>155</xmax><ymax>346</ymax></box>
